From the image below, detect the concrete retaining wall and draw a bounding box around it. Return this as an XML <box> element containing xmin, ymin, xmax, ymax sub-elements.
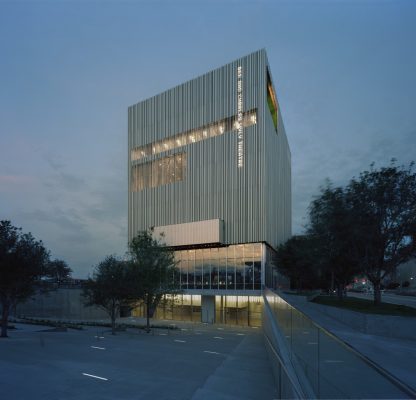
<box><xmin>15</xmin><ymin>288</ymin><xmax>108</xmax><ymax>320</ymax></box>
<box><xmin>310</xmin><ymin>301</ymin><xmax>416</xmax><ymax>341</ymax></box>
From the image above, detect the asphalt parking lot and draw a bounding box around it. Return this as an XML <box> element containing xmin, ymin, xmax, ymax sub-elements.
<box><xmin>0</xmin><ymin>322</ymin><xmax>276</xmax><ymax>400</ymax></box>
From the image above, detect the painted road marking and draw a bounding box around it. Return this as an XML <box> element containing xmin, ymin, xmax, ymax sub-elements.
<box><xmin>159</xmin><ymin>333</ymin><xmax>167</xmax><ymax>336</ymax></box>
<box><xmin>204</xmin><ymin>350</ymin><xmax>220</xmax><ymax>355</ymax></box>
<box><xmin>90</xmin><ymin>346</ymin><xmax>106</xmax><ymax>350</ymax></box>
<box><xmin>82</xmin><ymin>373</ymin><xmax>108</xmax><ymax>381</ymax></box>
<box><xmin>174</xmin><ymin>339</ymin><xmax>186</xmax><ymax>343</ymax></box>
<box><xmin>213</xmin><ymin>336</ymin><xmax>224</xmax><ymax>339</ymax></box>
<box><xmin>94</xmin><ymin>336</ymin><xmax>105</xmax><ymax>339</ymax></box>
<box><xmin>236</xmin><ymin>333</ymin><xmax>245</xmax><ymax>336</ymax></box>
<box><xmin>217</xmin><ymin>327</ymin><xmax>224</xmax><ymax>330</ymax></box>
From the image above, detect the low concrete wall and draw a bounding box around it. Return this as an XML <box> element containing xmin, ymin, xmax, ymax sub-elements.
<box><xmin>15</xmin><ymin>288</ymin><xmax>108</xmax><ymax>320</ymax></box>
<box><xmin>311</xmin><ymin>302</ymin><xmax>416</xmax><ymax>341</ymax></box>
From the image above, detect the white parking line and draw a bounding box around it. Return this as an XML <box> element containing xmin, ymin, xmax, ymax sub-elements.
<box><xmin>217</xmin><ymin>327</ymin><xmax>224</xmax><ymax>330</ymax></box>
<box><xmin>90</xmin><ymin>346</ymin><xmax>106</xmax><ymax>350</ymax></box>
<box><xmin>204</xmin><ymin>350</ymin><xmax>220</xmax><ymax>355</ymax></box>
<box><xmin>174</xmin><ymin>339</ymin><xmax>186</xmax><ymax>343</ymax></box>
<box><xmin>82</xmin><ymin>373</ymin><xmax>108</xmax><ymax>381</ymax></box>
<box><xmin>236</xmin><ymin>333</ymin><xmax>245</xmax><ymax>336</ymax></box>
<box><xmin>213</xmin><ymin>336</ymin><xmax>224</xmax><ymax>339</ymax></box>
<box><xmin>159</xmin><ymin>333</ymin><xmax>167</xmax><ymax>336</ymax></box>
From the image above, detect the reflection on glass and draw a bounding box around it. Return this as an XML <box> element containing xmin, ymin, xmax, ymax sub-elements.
<box><xmin>235</xmin><ymin>244</ymin><xmax>244</xmax><ymax>259</ymax></box>
<box><xmin>245</xmin><ymin>262</ymin><xmax>253</xmax><ymax>290</ymax></box>
<box><xmin>252</xmin><ymin>243</ymin><xmax>262</xmax><ymax>261</ymax></box>
<box><xmin>254</xmin><ymin>261</ymin><xmax>261</xmax><ymax>290</ymax></box>
<box><xmin>235</xmin><ymin>259</ymin><xmax>245</xmax><ymax>290</ymax></box>
<box><xmin>188</xmin><ymin>250</ymin><xmax>195</xmax><ymax>289</ymax></box>
<box><xmin>211</xmin><ymin>262</ymin><xmax>219</xmax><ymax>290</ymax></box>
<box><xmin>203</xmin><ymin>264</ymin><xmax>211</xmax><ymax>289</ymax></box>
<box><xmin>174</xmin><ymin>244</ymin><xmax>263</xmax><ymax>291</ymax></box>
<box><xmin>203</xmin><ymin>249</ymin><xmax>211</xmax><ymax>289</ymax></box>
<box><xmin>195</xmin><ymin>259</ymin><xmax>203</xmax><ymax>289</ymax></box>
<box><xmin>227</xmin><ymin>260</ymin><xmax>235</xmax><ymax>290</ymax></box>
<box><xmin>181</xmin><ymin>260</ymin><xmax>188</xmax><ymax>289</ymax></box>
<box><xmin>219</xmin><ymin>264</ymin><xmax>227</xmax><ymax>290</ymax></box>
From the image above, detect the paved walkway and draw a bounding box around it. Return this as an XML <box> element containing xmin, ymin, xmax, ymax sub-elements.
<box><xmin>280</xmin><ymin>293</ymin><xmax>416</xmax><ymax>392</ymax></box>
<box><xmin>0</xmin><ymin>321</ymin><xmax>276</xmax><ymax>400</ymax></box>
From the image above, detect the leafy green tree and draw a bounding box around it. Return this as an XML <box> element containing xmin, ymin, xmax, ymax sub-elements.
<box><xmin>128</xmin><ymin>230</ymin><xmax>180</xmax><ymax>332</ymax></box>
<box><xmin>0</xmin><ymin>220</ymin><xmax>50</xmax><ymax>338</ymax></box>
<box><xmin>83</xmin><ymin>255</ymin><xmax>133</xmax><ymax>335</ymax></box>
<box><xmin>276</xmin><ymin>235</ymin><xmax>321</xmax><ymax>291</ymax></box>
<box><xmin>346</xmin><ymin>161</ymin><xmax>416</xmax><ymax>305</ymax></box>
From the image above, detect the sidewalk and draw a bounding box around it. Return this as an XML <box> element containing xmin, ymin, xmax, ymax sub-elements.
<box><xmin>280</xmin><ymin>293</ymin><xmax>416</xmax><ymax>392</ymax></box>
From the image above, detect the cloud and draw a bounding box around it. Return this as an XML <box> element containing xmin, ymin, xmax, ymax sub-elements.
<box><xmin>0</xmin><ymin>174</ymin><xmax>36</xmax><ymax>194</ymax></box>
<box><xmin>0</xmin><ymin>174</ymin><xmax>33</xmax><ymax>184</ymax></box>
<box><xmin>43</xmin><ymin>153</ymin><xmax>65</xmax><ymax>171</ymax></box>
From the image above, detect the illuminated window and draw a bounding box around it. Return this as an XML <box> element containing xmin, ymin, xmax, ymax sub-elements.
<box><xmin>267</xmin><ymin>70</ymin><xmax>278</xmax><ymax>131</ymax></box>
<box><xmin>131</xmin><ymin>152</ymin><xmax>186</xmax><ymax>191</ymax></box>
<box><xmin>131</xmin><ymin>109</ymin><xmax>257</xmax><ymax>162</ymax></box>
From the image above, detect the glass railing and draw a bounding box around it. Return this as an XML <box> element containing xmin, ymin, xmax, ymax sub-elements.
<box><xmin>263</xmin><ymin>289</ymin><xmax>415</xmax><ymax>399</ymax></box>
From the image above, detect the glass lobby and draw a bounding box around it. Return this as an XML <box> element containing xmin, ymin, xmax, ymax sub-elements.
<box><xmin>175</xmin><ymin>243</ymin><xmax>262</xmax><ymax>291</ymax></box>
<box><xmin>132</xmin><ymin>294</ymin><xmax>263</xmax><ymax>327</ymax></box>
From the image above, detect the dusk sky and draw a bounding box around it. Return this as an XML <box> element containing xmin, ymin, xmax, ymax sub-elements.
<box><xmin>1</xmin><ymin>0</ymin><xmax>415</xmax><ymax>278</ymax></box>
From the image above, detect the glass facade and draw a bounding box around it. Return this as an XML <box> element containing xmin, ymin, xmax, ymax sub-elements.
<box><xmin>215</xmin><ymin>295</ymin><xmax>262</xmax><ymax>327</ymax></box>
<box><xmin>132</xmin><ymin>294</ymin><xmax>263</xmax><ymax>327</ymax></box>
<box><xmin>265</xmin><ymin>244</ymin><xmax>290</xmax><ymax>290</ymax></box>
<box><xmin>131</xmin><ymin>110</ymin><xmax>257</xmax><ymax>162</ymax></box>
<box><xmin>175</xmin><ymin>243</ymin><xmax>262</xmax><ymax>291</ymax></box>
<box><xmin>131</xmin><ymin>152</ymin><xmax>186</xmax><ymax>191</ymax></box>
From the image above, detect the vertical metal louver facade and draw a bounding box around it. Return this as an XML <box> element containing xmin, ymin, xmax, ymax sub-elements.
<box><xmin>128</xmin><ymin>49</ymin><xmax>291</xmax><ymax>251</ymax></box>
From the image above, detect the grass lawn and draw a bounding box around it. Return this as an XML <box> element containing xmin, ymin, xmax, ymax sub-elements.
<box><xmin>312</xmin><ymin>295</ymin><xmax>416</xmax><ymax>317</ymax></box>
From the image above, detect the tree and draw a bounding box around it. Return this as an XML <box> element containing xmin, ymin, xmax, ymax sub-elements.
<box><xmin>83</xmin><ymin>255</ymin><xmax>133</xmax><ymax>335</ymax></box>
<box><xmin>276</xmin><ymin>235</ymin><xmax>322</xmax><ymax>291</ymax></box>
<box><xmin>0</xmin><ymin>221</ymin><xmax>50</xmax><ymax>338</ymax></box>
<box><xmin>47</xmin><ymin>259</ymin><xmax>72</xmax><ymax>284</ymax></box>
<box><xmin>346</xmin><ymin>161</ymin><xmax>416</xmax><ymax>305</ymax></box>
<box><xmin>308</xmin><ymin>184</ymin><xmax>361</xmax><ymax>299</ymax></box>
<box><xmin>128</xmin><ymin>230</ymin><xmax>180</xmax><ymax>332</ymax></box>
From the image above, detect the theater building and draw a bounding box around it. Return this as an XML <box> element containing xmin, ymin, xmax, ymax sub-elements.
<box><xmin>128</xmin><ymin>49</ymin><xmax>291</xmax><ymax>326</ymax></box>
